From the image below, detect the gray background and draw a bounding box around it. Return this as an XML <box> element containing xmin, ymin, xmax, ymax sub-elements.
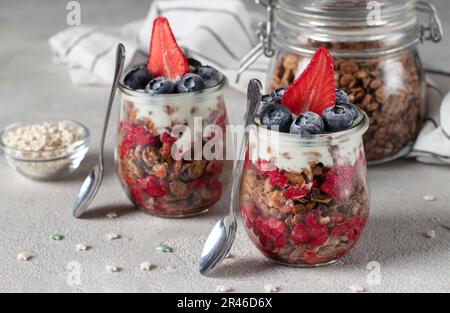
<box><xmin>0</xmin><ymin>0</ymin><xmax>449</xmax><ymax>293</ymax></box>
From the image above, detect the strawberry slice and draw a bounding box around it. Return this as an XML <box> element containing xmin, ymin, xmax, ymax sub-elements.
<box><xmin>147</xmin><ymin>17</ymin><xmax>189</xmax><ymax>80</ymax></box>
<box><xmin>281</xmin><ymin>48</ymin><xmax>336</xmax><ymax>115</ymax></box>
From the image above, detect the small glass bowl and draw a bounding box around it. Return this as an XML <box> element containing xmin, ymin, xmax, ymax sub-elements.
<box><xmin>0</xmin><ymin>119</ymin><xmax>90</xmax><ymax>180</ymax></box>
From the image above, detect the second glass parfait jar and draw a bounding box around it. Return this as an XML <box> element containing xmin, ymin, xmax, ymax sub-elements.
<box><xmin>240</xmin><ymin>110</ymin><xmax>370</xmax><ymax>266</ymax></box>
<box><xmin>116</xmin><ymin>73</ymin><xmax>231</xmax><ymax>218</ymax></box>
<box><xmin>262</xmin><ymin>0</ymin><xmax>442</xmax><ymax>163</ymax></box>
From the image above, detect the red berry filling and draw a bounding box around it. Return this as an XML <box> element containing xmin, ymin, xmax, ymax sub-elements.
<box><xmin>240</xmin><ymin>159</ymin><xmax>368</xmax><ymax>266</ymax></box>
<box><xmin>321</xmin><ymin>165</ymin><xmax>355</xmax><ymax>201</ymax></box>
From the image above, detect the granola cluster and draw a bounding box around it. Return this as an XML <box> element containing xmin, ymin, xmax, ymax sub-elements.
<box><xmin>240</xmin><ymin>158</ymin><xmax>369</xmax><ymax>266</ymax></box>
<box><xmin>269</xmin><ymin>48</ymin><xmax>424</xmax><ymax>162</ymax></box>
<box><xmin>116</xmin><ymin>102</ymin><xmax>228</xmax><ymax>217</ymax></box>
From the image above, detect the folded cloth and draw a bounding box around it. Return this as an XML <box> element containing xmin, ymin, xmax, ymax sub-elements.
<box><xmin>48</xmin><ymin>0</ymin><xmax>269</xmax><ymax>91</ymax></box>
<box><xmin>408</xmin><ymin>78</ymin><xmax>450</xmax><ymax>165</ymax></box>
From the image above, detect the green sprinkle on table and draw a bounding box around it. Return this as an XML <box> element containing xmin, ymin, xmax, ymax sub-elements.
<box><xmin>157</xmin><ymin>244</ymin><xmax>172</xmax><ymax>253</ymax></box>
<box><xmin>52</xmin><ymin>234</ymin><xmax>64</xmax><ymax>241</ymax></box>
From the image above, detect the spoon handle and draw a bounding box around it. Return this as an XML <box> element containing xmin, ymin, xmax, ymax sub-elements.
<box><xmin>98</xmin><ymin>44</ymin><xmax>126</xmax><ymax>166</ymax></box>
<box><xmin>228</xmin><ymin>79</ymin><xmax>263</xmax><ymax>220</ymax></box>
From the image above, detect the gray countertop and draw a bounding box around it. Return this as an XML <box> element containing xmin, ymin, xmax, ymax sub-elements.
<box><xmin>1</xmin><ymin>0</ymin><xmax>450</xmax><ymax>293</ymax></box>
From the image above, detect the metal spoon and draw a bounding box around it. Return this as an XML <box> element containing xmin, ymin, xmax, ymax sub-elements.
<box><xmin>199</xmin><ymin>79</ymin><xmax>263</xmax><ymax>276</ymax></box>
<box><xmin>73</xmin><ymin>43</ymin><xmax>126</xmax><ymax>218</ymax></box>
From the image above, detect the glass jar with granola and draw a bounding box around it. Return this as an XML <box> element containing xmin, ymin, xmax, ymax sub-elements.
<box><xmin>240</xmin><ymin>48</ymin><xmax>370</xmax><ymax>267</ymax></box>
<box><xmin>257</xmin><ymin>0</ymin><xmax>442</xmax><ymax>163</ymax></box>
<box><xmin>241</xmin><ymin>109</ymin><xmax>370</xmax><ymax>266</ymax></box>
<box><xmin>115</xmin><ymin>17</ymin><xmax>231</xmax><ymax>217</ymax></box>
<box><xmin>117</xmin><ymin>74</ymin><xmax>230</xmax><ymax>217</ymax></box>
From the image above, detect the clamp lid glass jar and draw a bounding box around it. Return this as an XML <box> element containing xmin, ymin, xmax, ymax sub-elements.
<box><xmin>253</xmin><ymin>0</ymin><xmax>442</xmax><ymax>163</ymax></box>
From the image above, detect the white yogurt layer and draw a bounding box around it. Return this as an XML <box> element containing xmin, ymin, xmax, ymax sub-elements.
<box><xmin>248</xmin><ymin>126</ymin><xmax>364</xmax><ymax>172</ymax></box>
<box><xmin>129</xmin><ymin>97</ymin><xmax>225</xmax><ymax>134</ymax></box>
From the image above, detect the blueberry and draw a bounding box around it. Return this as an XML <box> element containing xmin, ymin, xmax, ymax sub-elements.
<box><xmin>176</xmin><ymin>73</ymin><xmax>206</xmax><ymax>93</ymax></box>
<box><xmin>335</xmin><ymin>89</ymin><xmax>349</xmax><ymax>105</ymax></box>
<box><xmin>322</xmin><ymin>105</ymin><xmax>357</xmax><ymax>132</ymax></box>
<box><xmin>290</xmin><ymin>112</ymin><xmax>324</xmax><ymax>136</ymax></box>
<box><xmin>271</xmin><ymin>88</ymin><xmax>286</xmax><ymax>103</ymax></box>
<box><xmin>196</xmin><ymin>66</ymin><xmax>221</xmax><ymax>88</ymax></box>
<box><xmin>124</xmin><ymin>66</ymin><xmax>153</xmax><ymax>90</ymax></box>
<box><xmin>257</xmin><ymin>95</ymin><xmax>274</xmax><ymax>117</ymax></box>
<box><xmin>260</xmin><ymin>104</ymin><xmax>293</xmax><ymax>133</ymax></box>
<box><xmin>188</xmin><ymin>58</ymin><xmax>203</xmax><ymax>68</ymax></box>
<box><xmin>347</xmin><ymin>104</ymin><xmax>359</xmax><ymax>120</ymax></box>
<box><xmin>145</xmin><ymin>77</ymin><xmax>175</xmax><ymax>95</ymax></box>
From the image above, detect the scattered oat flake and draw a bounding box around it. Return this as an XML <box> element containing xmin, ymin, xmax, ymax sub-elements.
<box><xmin>423</xmin><ymin>194</ymin><xmax>436</xmax><ymax>201</ymax></box>
<box><xmin>216</xmin><ymin>286</ymin><xmax>233</xmax><ymax>293</ymax></box>
<box><xmin>140</xmin><ymin>262</ymin><xmax>155</xmax><ymax>271</ymax></box>
<box><xmin>349</xmin><ymin>285</ymin><xmax>366</xmax><ymax>293</ymax></box>
<box><xmin>76</xmin><ymin>244</ymin><xmax>90</xmax><ymax>251</ymax></box>
<box><xmin>106</xmin><ymin>265</ymin><xmax>121</xmax><ymax>273</ymax></box>
<box><xmin>17</xmin><ymin>252</ymin><xmax>32</xmax><ymax>261</ymax></box>
<box><xmin>107</xmin><ymin>233</ymin><xmax>121</xmax><ymax>240</ymax></box>
<box><xmin>52</xmin><ymin>234</ymin><xmax>64</xmax><ymax>241</ymax></box>
<box><xmin>106</xmin><ymin>212</ymin><xmax>118</xmax><ymax>219</ymax></box>
<box><xmin>424</xmin><ymin>230</ymin><xmax>436</xmax><ymax>239</ymax></box>
<box><xmin>264</xmin><ymin>284</ymin><xmax>280</xmax><ymax>293</ymax></box>
<box><xmin>157</xmin><ymin>244</ymin><xmax>172</xmax><ymax>253</ymax></box>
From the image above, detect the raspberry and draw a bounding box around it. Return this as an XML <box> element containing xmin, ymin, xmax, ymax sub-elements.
<box><xmin>305</xmin><ymin>210</ymin><xmax>321</xmax><ymax>228</ymax></box>
<box><xmin>321</xmin><ymin>165</ymin><xmax>355</xmax><ymax>201</ymax></box>
<box><xmin>255</xmin><ymin>159</ymin><xmax>276</xmax><ymax>176</ymax></box>
<box><xmin>254</xmin><ymin>217</ymin><xmax>287</xmax><ymax>249</ymax></box>
<box><xmin>119</xmin><ymin>124</ymin><xmax>161</xmax><ymax>160</ymax></box>
<box><xmin>139</xmin><ymin>176</ymin><xmax>168</xmax><ymax>198</ymax></box>
<box><xmin>284</xmin><ymin>186</ymin><xmax>310</xmax><ymax>199</ymax></box>
<box><xmin>291</xmin><ymin>210</ymin><xmax>330</xmax><ymax>247</ymax></box>
<box><xmin>119</xmin><ymin>138</ymin><xmax>133</xmax><ymax>160</ymax></box>
<box><xmin>331</xmin><ymin>216</ymin><xmax>364</xmax><ymax>241</ymax></box>
<box><xmin>291</xmin><ymin>224</ymin><xmax>311</xmax><ymax>245</ymax></box>
<box><xmin>192</xmin><ymin>179</ymin><xmax>204</xmax><ymax>190</ymax></box>
<box><xmin>160</xmin><ymin>143</ymin><xmax>172</xmax><ymax>160</ymax></box>
<box><xmin>161</xmin><ymin>131</ymin><xmax>177</xmax><ymax>145</ymax></box>
<box><xmin>268</xmin><ymin>170</ymin><xmax>289</xmax><ymax>188</ymax></box>
<box><xmin>309</xmin><ymin>224</ymin><xmax>329</xmax><ymax>247</ymax></box>
<box><xmin>130</xmin><ymin>187</ymin><xmax>143</xmax><ymax>205</ymax></box>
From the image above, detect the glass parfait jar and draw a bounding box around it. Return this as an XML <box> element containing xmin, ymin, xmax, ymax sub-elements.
<box><xmin>254</xmin><ymin>0</ymin><xmax>442</xmax><ymax>163</ymax></box>
<box><xmin>116</xmin><ymin>73</ymin><xmax>231</xmax><ymax>218</ymax></box>
<box><xmin>240</xmin><ymin>110</ymin><xmax>370</xmax><ymax>266</ymax></box>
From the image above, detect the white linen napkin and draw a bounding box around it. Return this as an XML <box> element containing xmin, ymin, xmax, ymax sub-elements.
<box><xmin>408</xmin><ymin>78</ymin><xmax>450</xmax><ymax>165</ymax></box>
<box><xmin>48</xmin><ymin>0</ymin><xmax>450</xmax><ymax>165</ymax></box>
<box><xmin>48</xmin><ymin>0</ymin><xmax>269</xmax><ymax>91</ymax></box>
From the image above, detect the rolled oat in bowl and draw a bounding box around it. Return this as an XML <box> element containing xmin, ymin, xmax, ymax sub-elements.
<box><xmin>0</xmin><ymin>119</ymin><xmax>90</xmax><ymax>179</ymax></box>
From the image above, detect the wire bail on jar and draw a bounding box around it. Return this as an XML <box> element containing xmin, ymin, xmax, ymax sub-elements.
<box><xmin>417</xmin><ymin>0</ymin><xmax>443</xmax><ymax>43</ymax></box>
<box><xmin>237</xmin><ymin>0</ymin><xmax>444</xmax><ymax>83</ymax></box>
<box><xmin>236</xmin><ymin>0</ymin><xmax>278</xmax><ymax>83</ymax></box>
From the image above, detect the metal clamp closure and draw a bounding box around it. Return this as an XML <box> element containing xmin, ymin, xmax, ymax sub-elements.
<box><xmin>417</xmin><ymin>0</ymin><xmax>443</xmax><ymax>43</ymax></box>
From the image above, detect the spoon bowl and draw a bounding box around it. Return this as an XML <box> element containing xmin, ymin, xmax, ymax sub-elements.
<box><xmin>199</xmin><ymin>216</ymin><xmax>236</xmax><ymax>276</ymax></box>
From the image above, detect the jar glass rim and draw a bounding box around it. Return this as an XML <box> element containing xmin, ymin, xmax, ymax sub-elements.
<box><xmin>253</xmin><ymin>108</ymin><xmax>369</xmax><ymax>146</ymax></box>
